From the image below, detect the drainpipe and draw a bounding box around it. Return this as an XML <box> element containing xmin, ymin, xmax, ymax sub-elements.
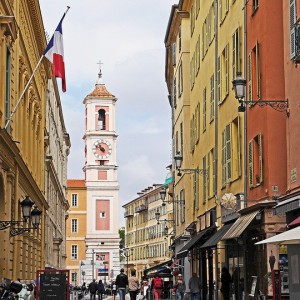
<box><xmin>214</xmin><ymin>1</ymin><xmax>219</xmax><ymax>300</ymax></box>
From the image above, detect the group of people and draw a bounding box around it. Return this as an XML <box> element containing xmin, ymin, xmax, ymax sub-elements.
<box><xmin>86</xmin><ymin>279</ymin><xmax>106</xmax><ymax>300</ymax></box>
<box><xmin>86</xmin><ymin>266</ymin><xmax>232</xmax><ymax>300</ymax></box>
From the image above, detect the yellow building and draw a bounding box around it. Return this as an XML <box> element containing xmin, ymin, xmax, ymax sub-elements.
<box><xmin>123</xmin><ymin>184</ymin><xmax>173</xmax><ymax>281</ymax></box>
<box><xmin>165</xmin><ymin>1</ymin><xmax>245</xmax><ymax>299</ymax></box>
<box><xmin>0</xmin><ymin>0</ymin><xmax>70</xmax><ymax>280</ymax></box>
<box><xmin>66</xmin><ymin>180</ymin><xmax>87</xmax><ymax>286</ymax></box>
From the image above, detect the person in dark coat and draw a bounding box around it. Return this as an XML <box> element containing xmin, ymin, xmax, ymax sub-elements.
<box><xmin>220</xmin><ymin>267</ymin><xmax>232</xmax><ymax>300</ymax></box>
<box><xmin>97</xmin><ymin>280</ymin><xmax>105</xmax><ymax>300</ymax></box>
<box><xmin>116</xmin><ymin>268</ymin><xmax>129</xmax><ymax>300</ymax></box>
<box><xmin>89</xmin><ymin>279</ymin><xmax>98</xmax><ymax>300</ymax></box>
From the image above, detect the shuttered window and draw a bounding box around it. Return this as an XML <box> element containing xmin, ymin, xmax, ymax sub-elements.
<box><xmin>290</xmin><ymin>0</ymin><xmax>297</xmax><ymax>59</ymax></box>
<box><xmin>222</xmin><ymin>124</ymin><xmax>232</xmax><ymax>185</ymax></box>
<box><xmin>203</xmin><ymin>87</ymin><xmax>207</xmax><ymax>132</ymax></box>
<box><xmin>210</xmin><ymin>74</ymin><xmax>215</xmax><ymax>121</ymax></box>
<box><xmin>248</xmin><ymin>140</ymin><xmax>254</xmax><ymax>187</ymax></box>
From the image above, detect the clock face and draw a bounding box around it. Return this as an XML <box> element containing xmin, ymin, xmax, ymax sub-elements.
<box><xmin>93</xmin><ymin>139</ymin><xmax>112</xmax><ymax>159</ymax></box>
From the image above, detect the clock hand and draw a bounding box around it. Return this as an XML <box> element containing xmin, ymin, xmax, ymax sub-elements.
<box><xmin>99</xmin><ymin>145</ymin><xmax>105</xmax><ymax>152</ymax></box>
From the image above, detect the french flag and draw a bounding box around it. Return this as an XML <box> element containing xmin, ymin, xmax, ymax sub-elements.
<box><xmin>43</xmin><ymin>13</ymin><xmax>67</xmax><ymax>92</ymax></box>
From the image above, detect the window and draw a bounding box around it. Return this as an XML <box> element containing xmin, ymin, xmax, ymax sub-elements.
<box><xmin>202</xmin><ymin>156</ymin><xmax>207</xmax><ymax>203</ymax></box>
<box><xmin>191</xmin><ymin>5</ymin><xmax>195</xmax><ymax>35</ymax></box>
<box><xmin>196</xmin><ymin>37</ymin><xmax>200</xmax><ymax>75</ymax></box>
<box><xmin>222</xmin><ymin>118</ymin><xmax>241</xmax><ymax>186</ymax></box>
<box><xmin>196</xmin><ymin>0</ymin><xmax>200</xmax><ymax>18</ymax></box>
<box><xmin>203</xmin><ymin>88</ymin><xmax>207</xmax><ymax>132</ymax></box>
<box><xmin>179</xmin><ymin>189</ymin><xmax>185</xmax><ymax>223</ymax></box>
<box><xmin>100</xmin><ymin>212</ymin><xmax>106</xmax><ymax>218</ymax></box>
<box><xmin>175</xmin><ymin>131</ymin><xmax>179</xmax><ymax>154</ymax></box>
<box><xmin>194</xmin><ymin>169</ymin><xmax>199</xmax><ymax>210</ymax></box>
<box><xmin>217</xmin><ymin>56</ymin><xmax>221</xmax><ymax>103</ymax></box>
<box><xmin>71</xmin><ymin>272</ymin><xmax>77</xmax><ymax>284</ymax></box>
<box><xmin>249</xmin><ymin>133</ymin><xmax>263</xmax><ymax>187</ymax></box>
<box><xmin>232</xmin><ymin>28</ymin><xmax>241</xmax><ymax>80</ymax></box>
<box><xmin>5</xmin><ymin>46</ymin><xmax>11</xmax><ymax>131</ymax></box>
<box><xmin>290</xmin><ymin>0</ymin><xmax>297</xmax><ymax>59</ymax></box>
<box><xmin>179</xmin><ymin>26</ymin><xmax>182</xmax><ymax>52</ymax></box>
<box><xmin>173</xmin><ymin>77</ymin><xmax>177</xmax><ymax>108</ymax></box>
<box><xmin>248</xmin><ymin>53</ymin><xmax>252</xmax><ymax>101</ymax></box>
<box><xmin>222</xmin><ymin>44</ymin><xmax>229</xmax><ymax>100</ymax></box>
<box><xmin>71</xmin><ymin>219</ymin><xmax>78</xmax><ymax>233</ymax></box>
<box><xmin>195</xmin><ymin>103</ymin><xmax>200</xmax><ymax>144</ymax></box>
<box><xmin>71</xmin><ymin>194</ymin><xmax>78</xmax><ymax>207</ymax></box>
<box><xmin>98</xmin><ymin>109</ymin><xmax>106</xmax><ymax>130</ymax></box>
<box><xmin>253</xmin><ymin>42</ymin><xmax>261</xmax><ymax>99</ymax></box>
<box><xmin>172</xmin><ymin>43</ymin><xmax>176</xmax><ymax>65</ymax></box>
<box><xmin>190</xmin><ymin>115</ymin><xmax>195</xmax><ymax>152</ymax></box>
<box><xmin>178</xmin><ymin>62</ymin><xmax>183</xmax><ymax>96</ymax></box>
<box><xmin>180</xmin><ymin>122</ymin><xmax>183</xmax><ymax>155</ymax></box>
<box><xmin>210</xmin><ymin>74</ymin><xmax>215</xmax><ymax>121</ymax></box>
<box><xmin>222</xmin><ymin>124</ymin><xmax>232</xmax><ymax>185</ymax></box>
<box><xmin>71</xmin><ymin>245</ymin><xmax>78</xmax><ymax>260</ymax></box>
<box><xmin>253</xmin><ymin>0</ymin><xmax>259</xmax><ymax>12</ymax></box>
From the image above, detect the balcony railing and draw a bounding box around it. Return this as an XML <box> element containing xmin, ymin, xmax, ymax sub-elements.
<box><xmin>124</xmin><ymin>211</ymin><xmax>134</xmax><ymax>218</ymax></box>
<box><xmin>135</xmin><ymin>204</ymin><xmax>148</xmax><ymax>213</ymax></box>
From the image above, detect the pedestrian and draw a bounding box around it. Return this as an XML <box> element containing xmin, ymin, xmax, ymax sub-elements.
<box><xmin>97</xmin><ymin>279</ymin><xmax>105</xmax><ymax>300</ymax></box>
<box><xmin>128</xmin><ymin>269</ymin><xmax>140</xmax><ymax>300</ymax></box>
<box><xmin>112</xmin><ymin>281</ymin><xmax>117</xmax><ymax>300</ymax></box>
<box><xmin>174</xmin><ymin>274</ymin><xmax>186</xmax><ymax>300</ymax></box>
<box><xmin>188</xmin><ymin>273</ymin><xmax>201</xmax><ymax>300</ymax></box>
<box><xmin>151</xmin><ymin>273</ymin><xmax>164</xmax><ymax>300</ymax></box>
<box><xmin>82</xmin><ymin>282</ymin><xmax>87</xmax><ymax>295</ymax></box>
<box><xmin>116</xmin><ymin>268</ymin><xmax>129</xmax><ymax>300</ymax></box>
<box><xmin>89</xmin><ymin>279</ymin><xmax>98</xmax><ymax>300</ymax></box>
<box><xmin>220</xmin><ymin>267</ymin><xmax>232</xmax><ymax>300</ymax></box>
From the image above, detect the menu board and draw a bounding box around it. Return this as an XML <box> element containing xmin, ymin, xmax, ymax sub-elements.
<box><xmin>40</xmin><ymin>273</ymin><xmax>67</xmax><ymax>299</ymax></box>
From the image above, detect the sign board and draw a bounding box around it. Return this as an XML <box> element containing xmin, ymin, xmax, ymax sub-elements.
<box><xmin>40</xmin><ymin>273</ymin><xmax>66</xmax><ymax>299</ymax></box>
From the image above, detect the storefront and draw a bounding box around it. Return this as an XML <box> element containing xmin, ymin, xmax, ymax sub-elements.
<box><xmin>221</xmin><ymin>201</ymin><xmax>285</xmax><ymax>299</ymax></box>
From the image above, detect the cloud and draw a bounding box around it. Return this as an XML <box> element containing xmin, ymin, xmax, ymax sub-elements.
<box><xmin>40</xmin><ymin>0</ymin><xmax>175</xmax><ymax>225</ymax></box>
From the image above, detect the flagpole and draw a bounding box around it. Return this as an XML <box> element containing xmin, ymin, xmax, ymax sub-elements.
<box><xmin>4</xmin><ymin>6</ymin><xmax>71</xmax><ymax>130</ymax></box>
<box><xmin>5</xmin><ymin>55</ymin><xmax>44</xmax><ymax>129</ymax></box>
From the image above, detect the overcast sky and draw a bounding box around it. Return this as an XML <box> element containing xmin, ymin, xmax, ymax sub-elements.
<box><xmin>39</xmin><ymin>0</ymin><xmax>175</xmax><ymax>220</ymax></box>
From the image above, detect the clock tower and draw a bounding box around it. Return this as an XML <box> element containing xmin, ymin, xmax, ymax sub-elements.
<box><xmin>83</xmin><ymin>70</ymin><xmax>120</xmax><ymax>282</ymax></box>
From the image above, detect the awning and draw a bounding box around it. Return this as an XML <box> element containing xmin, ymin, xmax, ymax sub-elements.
<box><xmin>289</xmin><ymin>216</ymin><xmax>300</xmax><ymax>227</ymax></box>
<box><xmin>176</xmin><ymin>228</ymin><xmax>213</xmax><ymax>258</ymax></box>
<box><xmin>222</xmin><ymin>210</ymin><xmax>260</xmax><ymax>240</ymax></box>
<box><xmin>145</xmin><ymin>259</ymin><xmax>172</xmax><ymax>273</ymax></box>
<box><xmin>201</xmin><ymin>223</ymin><xmax>233</xmax><ymax>248</ymax></box>
<box><xmin>256</xmin><ymin>226</ymin><xmax>300</xmax><ymax>245</ymax></box>
<box><xmin>274</xmin><ymin>196</ymin><xmax>300</xmax><ymax>214</ymax></box>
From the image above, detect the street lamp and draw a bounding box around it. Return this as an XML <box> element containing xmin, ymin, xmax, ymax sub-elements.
<box><xmin>122</xmin><ymin>248</ymin><xmax>133</xmax><ymax>275</ymax></box>
<box><xmin>159</xmin><ymin>188</ymin><xmax>185</xmax><ymax>207</ymax></box>
<box><xmin>174</xmin><ymin>153</ymin><xmax>207</xmax><ymax>176</ymax></box>
<box><xmin>232</xmin><ymin>72</ymin><xmax>288</xmax><ymax>112</ymax></box>
<box><xmin>0</xmin><ymin>196</ymin><xmax>42</xmax><ymax>237</ymax></box>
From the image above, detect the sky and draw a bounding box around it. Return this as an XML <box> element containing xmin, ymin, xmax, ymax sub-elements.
<box><xmin>39</xmin><ymin>0</ymin><xmax>175</xmax><ymax>221</ymax></box>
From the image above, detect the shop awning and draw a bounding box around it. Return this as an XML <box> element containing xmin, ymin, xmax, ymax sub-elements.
<box><xmin>200</xmin><ymin>223</ymin><xmax>233</xmax><ymax>248</ymax></box>
<box><xmin>255</xmin><ymin>226</ymin><xmax>300</xmax><ymax>245</ymax></box>
<box><xmin>274</xmin><ymin>196</ymin><xmax>300</xmax><ymax>214</ymax></box>
<box><xmin>176</xmin><ymin>228</ymin><xmax>213</xmax><ymax>258</ymax></box>
<box><xmin>145</xmin><ymin>259</ymin><xmax>172</xmax><ymax>273</ymax></box>
<box><xmin>288</xmin><ymin>216</ymin><xmax>300</xmax><ymax>227</ymax></box>
<box><xmin>222</xmin><ymin>210</ymin><xmax>260</xmax><ymax>240</ymax></box>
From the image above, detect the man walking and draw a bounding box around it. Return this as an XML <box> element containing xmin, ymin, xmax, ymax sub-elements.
<box><xmin>116</xmin><ymin>268</ymin><xmax>129</xmax><ymax>300</ymax></box>
<box><xmin>89</xmin><ymin>279</ymin><xmax>98</xmax><ymax>300</ymax></box>
<box><xmin>189</xmin><ymin>273</ymin><xmax>201</xmax><ymax>300</ymax></box>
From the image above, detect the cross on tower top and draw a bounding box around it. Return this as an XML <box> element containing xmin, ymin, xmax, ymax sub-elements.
<box><xmin>97</xmin><ymin>61</ymin><xmax>103</xmax><ymax>79</ymax></box>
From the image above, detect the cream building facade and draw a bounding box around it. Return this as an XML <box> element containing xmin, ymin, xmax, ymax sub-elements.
<box><xmin>0</xmin><ymin>0</ymin><xmax>70</xmax><ymax>281</ymax></box>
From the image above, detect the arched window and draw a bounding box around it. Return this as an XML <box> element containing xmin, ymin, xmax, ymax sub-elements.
<box><xmin>98</xmin><ymin>109</ymin><xmax>106</xmax><ymax>130</ymax></box>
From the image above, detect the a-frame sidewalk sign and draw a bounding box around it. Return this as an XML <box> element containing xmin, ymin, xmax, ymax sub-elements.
<box><xmin>35</xmin><ymin>269</ymin><xmax>70</xmax><ymax>299</ymax></box>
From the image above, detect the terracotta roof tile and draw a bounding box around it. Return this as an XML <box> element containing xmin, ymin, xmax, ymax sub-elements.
<box><xmin>86</xmin><ymin>83</ymin><xmax>114</xmax><ymax>98</ymax></box>
<box><xmin>67</xmin><ymin>179</ymin><xmax>85</xmax><ymax>188</ymax></box>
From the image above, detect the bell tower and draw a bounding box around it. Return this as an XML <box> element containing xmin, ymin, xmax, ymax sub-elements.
<box><xmin>83</xmin><ymin>67</ymin><xmax>120</xmax><ymax>282</ymax></box>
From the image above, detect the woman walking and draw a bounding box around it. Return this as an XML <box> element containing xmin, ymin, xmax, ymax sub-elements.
<box><xmin>128</xmin><ymin>269</ymin><xmax>140</xmax><ymax>300</ymax></box>
<box><xmin>174</xmin><ymin>274</ymin><xmax>186</xmax><ymax>300</ymax></box>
